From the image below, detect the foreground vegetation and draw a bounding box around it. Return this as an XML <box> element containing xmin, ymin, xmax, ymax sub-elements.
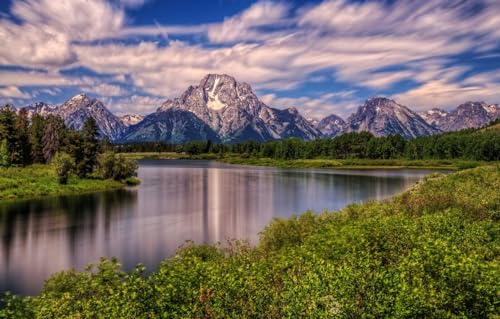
<box><xmin>0</xmin><ymin>165</ymin><xmax>124</xmax><ymax>201</ymax></box>
<box><xmin>2</xmin><ymin>165</ymin><xmax>498</xmax><ymax>318</ymax></box>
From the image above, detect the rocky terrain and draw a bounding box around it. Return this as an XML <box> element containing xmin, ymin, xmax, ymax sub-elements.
<box><xmin>418</xmin><ymin>102</ymin><xmax>500</xmax><ymax>131</ymax></box>
<box><xmin>317</xmin><ymin>114</ymin><xmax>346</xmax><ymax>137</ymax></box>
<box><xmin>19</xmin><ymin>74</ymin><xmax>500</xmax><ymax>143</ymax></box>
<box><xmin>342</xmin><ymin>97</ymin><xmax>440</xmax><ymax>138</ymax></box>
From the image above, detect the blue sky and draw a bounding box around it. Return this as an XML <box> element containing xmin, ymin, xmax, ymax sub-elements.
<box><xmin>0</xmin><ymin>0</ymin><xmax>499</xmax><ymax>119</ymax></box>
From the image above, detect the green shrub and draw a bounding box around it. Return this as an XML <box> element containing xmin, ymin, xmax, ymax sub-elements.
<box><xmin>97</xmin><ymin>152</ymin><xmax>138</xmax><ymax>181</ymax></box>
<box><xmin>52</xmin><ymin>152</ymin><xmax>74</xmax><ymax>185</ymax></box>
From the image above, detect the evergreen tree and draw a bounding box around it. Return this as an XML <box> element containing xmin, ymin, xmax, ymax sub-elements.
<box><xmin>0</xmin><ymin>139</ymin><xmax>8</xmax><ymax>167</ymax></box>
<box><xmin>78</xmin><ymin>117</ymin><xmax>99</xmax><ymax>177</ymax></box>
<box><xmin>16</xmin><ymin>108</ymin><xmax>32</xmax><ymax>166</ymax></box>
<box><xmin>0</xmin><ymin>105</ymin><xmax>19</xmax><ymax>165</ymax></box>
<box><xmin>43</xmin><ymin>115</ymin><xmax>64</xmax><ymax>163</ymax></box>
<box><xmin>29</xmin><ymin>114</ymin><xmax>46</xmax><ymax>163</ymax></box>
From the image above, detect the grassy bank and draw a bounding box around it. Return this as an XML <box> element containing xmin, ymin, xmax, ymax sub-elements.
<box><xmin>0</xmin><ymin>165</ymin><xmax>126</xmax><ymax>201</ymax></box>
<box><xmin>2</xmin><ymin>165</ymin><xmax>498</xmax><ymax>318</ymax></box>
<box><xmin>120</xmin><ymin>152</ymin><xmax>490</xmax><ymax>170</ymax></box>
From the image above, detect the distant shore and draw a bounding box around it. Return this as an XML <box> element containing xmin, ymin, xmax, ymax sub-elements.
<box><xmin>120</xmin><ymin>152</ymin><xmax>489</xmax><ymax>170</ymax></box>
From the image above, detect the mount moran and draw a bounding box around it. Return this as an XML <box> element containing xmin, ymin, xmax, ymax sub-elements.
<box><xmin>20</xmin><ymin>74</ymin><xmax>500</xmax><ymax>143</ymax></box>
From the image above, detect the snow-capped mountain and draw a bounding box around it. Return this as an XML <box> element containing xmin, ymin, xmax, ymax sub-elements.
<box><xmin>17</xmin><ymin>78</ymin><xmax>500</xmax><ymax>143</ymax></box>
<box><xmin>22</xmin><ymin>94</ymin><xmax>126</xmax><ymax>141</ymax></box>
<box><xmin>120</xmin><ymin>114</ymin><xmax>144</xmax><ymax>127</ymax></box>
<box><xmin>317</xmin><ymin>114</ymin><xmax>346</xmax><ymax>137</ymax></box>
<box><xmin>23</xmin><ymin>102</ymin><xmax>56</xmax><ymax>119</ymax></box>
<box><xmin>344</xmin><ymin>97</ymin><xmax>440</xmax><ymax>138</ymax></box>
<box><xmin>153</xmin><ymin>74</ymin><xmax>320</xmax><ymax>143</ymax></box>
<box><xmin>417</xmin><ymin>108</ymin><xmax>449</xmax><ymax>127</ymax></box>
<box><xmin>483</xmin><ymin>103</ymin><xmax>500</xmax><ymax>119</ymax></box>
<box><xmin>419</xmin><ymin>102</ymin><xmax>500</xmax><ymax>132</ymax></box>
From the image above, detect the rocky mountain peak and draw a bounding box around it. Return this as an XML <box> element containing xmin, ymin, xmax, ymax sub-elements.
<box><xmin>317</xmin><ymin>114</ymin><xmax>345</xmax><ymax>138</ymax></box>
<box><xmin>120</xmin><ymin>114</ymin><xmax>144</xmax><ymax>127</ymax></box>
<box><xmin>132</xmin><ymin>74</ymin><xmax>321</xmax><ymax>143</ymax></box>
<box><xmin>344</xmin><ymin>98</ymin><xmax>439</xmax><ymax>138</ymax></box>
<box><xmin>456</xmin><ymin>101</ymin><xmax>488</xmax><ymax>115</ymax></box>
<box><xmin>67</xmin><ymin>93</ymin><xmax>92</xmax><ymax>105</ymax></box>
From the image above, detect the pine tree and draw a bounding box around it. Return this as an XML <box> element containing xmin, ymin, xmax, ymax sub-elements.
<box><xmin>78</xmin><ymin>117</ymin><xmax>99</xmax><ymax>177</ymax></box>
<box><xmin>0</xmin><ymin>105</ymin><xmax>19</xmax><ymax>166</ymax></box>
<box><xmin>0</xmin><ymin>139</ymin><xmax>8</xmax><ymax>167</ymax></box>
<box><xmin>43</xmin><ymin>115</ymin><xmax>64</xmax><ymax>163</ymax></box>
<box><xmin>16</xmin><ymin>108</ymin><xmax>32</xmax><ymax>166</ymax></box>
<box><xmin>30</xmin><ymin>114</ymin><xmax>46</xmax><ymax>163</ymax></box>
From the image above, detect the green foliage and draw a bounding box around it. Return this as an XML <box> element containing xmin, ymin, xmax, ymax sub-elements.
<box><xmin>0</xmin><ymin>165</ymin><xmax>124</xmax><ymax>201</ymax></box>
<box><xmin>52</xmin><ymin>152</ymin><xmax>75</xmax><ymax>184</ymax></box>
<box><xmin>183</xmin><ymin>140</ymin><xmax>213</xmax><ymax>155</ymax></box>
<box><xmin>78</xmin><ymin>117</ymin><xmax>100</xmax><ymax>177</ymax></box>
<box><xmin>42</xmin><ymin>115</ymin><xmax>65</xmax><ymax>163</ymax></box>
<box><xmin>97</xmin><ymin>151</ymin><xmax>138</xmax><ymax>181</ymax></box>
<box><xmin>29</xmin><ymin>114</ymin><xmax>46</xmax><ymax>163</ymax></box>
<box><xmin>2</xmin><ymin>166</ymin><xmax>498</xmax><ymax>318</ymax></box>
<box><xmin>0</xmin><ymin>139</ymin><xmax>8</xmax><ymax>167</ymax></box>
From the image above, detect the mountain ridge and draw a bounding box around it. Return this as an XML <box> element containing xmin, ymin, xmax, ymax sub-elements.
<box><xmin>18</xmin><ymin>74</ymin><xmax>500</xmax><ymax>142</ymax></box>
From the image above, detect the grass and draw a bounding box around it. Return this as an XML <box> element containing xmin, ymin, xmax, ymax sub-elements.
<box><xmin>119</xmin><ymin>152</ymin><xmax>491</xmax><ymax>170</ymax></box>
<box><xmin>219</xmin><ymin>156</ymin><xmax>491</xmax><ymax>170</ymax></box>
<box><xmin>0</xmin><ymin>165</ymin><xmax>125</xmax><ymax>201</ymax></box>
<box><xmin>119</xmin><ymin>152</ymin><xmax>221</xmax><ymax>161</ymax></box>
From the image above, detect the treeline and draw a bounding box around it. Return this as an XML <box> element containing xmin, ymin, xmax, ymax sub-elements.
<box><xmin>0</xmin><ymin>105</ymin><xmax>136</xmax><ymax>184</ymax></box>
<box><xmin>227</xmin><ymin>129</ymin><xmax>499</xmax><ymax>161</ymax></box>
<box><xmin>117</xmin><ymin>123</ymin><xmax>500</xmax><ymax>161</ymax></box>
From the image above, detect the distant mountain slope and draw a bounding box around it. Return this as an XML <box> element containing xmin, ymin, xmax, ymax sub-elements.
<box><xmin>419</xmin><ymin>102</ymin><xmax>500</xmax><ymax>132</ymax></box>
<box><xmin>344</xmin><ymin>97</ymin><xmax>440</xmax><ymax>138</ymax></box>
<box><xmin>121</xmin><ymin>108</ymin><xmax>220</xmax><ymax>144</ymax></box>
<box><xmin>22</xmin><ymin>94</ymin><xmax>126</xmax><ymax>141</ymax></box>
<box><xmin>24</xmin><ymin>102</ymin><xmax>56</xmax><ymax>119</ymax></box>
<box><xmin>120</xmin><ymin>114</ymin><xmax>144</xmax><ymax>127</ymax></box>
<box><xmin>317</xmin><ymin>114</ymin><xmax>345</xmax><ymax>137</ymax></box>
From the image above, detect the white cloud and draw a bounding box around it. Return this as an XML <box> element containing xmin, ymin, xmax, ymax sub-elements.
<box><xmin>0</xmin><ymin>71</ymin><xmax>96</xmax><ymax>87</ymax></box>
<box><xmin>108</xmin><ymin>95</ymin><xmax>165</xmax><ymax>115</ymax></box>
<box><xmin>0</xmin><ymin>86</ymin><xmax>31</xmax><ymax>99</ymax></box>
<box><xmin>207</xmin><ymin>1</ymin><xmax>290</xmax><ymax>43</ymax></box>
<box><xmin>0</xmin><ymin>0</ymin><xmax>499</xmax><ymax>116</ymax></box>
<box><xmin>261</xmin><ymin>91</ymin><xmax>360</xmax><ymax>119</ymax></box>
<box><xmin>0</xmin><ymin>0</ymin><xmax>125</xmax><ymax>69</ymax></box>
<box><xmin>84</xmin><ymin>83</ymin><xmax>127</xmax><ymax>97</ymax></box>
<box><xmin>394</xmin><ymin>77</ymin><xmax>500</xmax><ymax>111</ymax></box>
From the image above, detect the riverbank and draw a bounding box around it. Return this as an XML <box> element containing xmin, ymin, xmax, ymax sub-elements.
<box><xmin>2</xmin><ymin>165</ymin><xmax>498</xmax><ymax>317</ymax></box>
<box><xmin>0</xmin><ymin>165</ymin><xmax>127</xmax><ymax>201</ymax></box>
<box><xmin>120</xmin><ymin>152</ymin><xmax>489</xmax><ymax>170</ymax></box>
<box><xmin>219</xmin><ymin>156</ymin><xmax>490</xmax><ymax>170</ymax></box>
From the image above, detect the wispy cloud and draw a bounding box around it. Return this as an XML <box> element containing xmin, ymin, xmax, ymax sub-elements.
<box><xmin>0</xmin><ymin>0</ymin><xmax>499</xmax><ymax>116</ymax></box>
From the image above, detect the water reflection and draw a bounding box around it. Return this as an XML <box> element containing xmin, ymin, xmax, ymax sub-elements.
<box><xmin>0</xmin><ymin>160</ymin><xmax>440</xmax><ymax>295</ymax></box>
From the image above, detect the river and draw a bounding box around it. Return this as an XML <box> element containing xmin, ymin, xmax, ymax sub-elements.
<box><xmin>0</xmin><ymin>160</ymin><xmax>443</xmax><ymax>295</ymax></box>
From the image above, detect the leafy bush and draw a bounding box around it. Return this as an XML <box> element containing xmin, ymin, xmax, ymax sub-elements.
<box><xmin>97</xmin><ymin>152</ymin><xmax>137</xmax><ymax>181</ymax></box>
<box><xmin>52</xmin><ymin>152</ymin><xmax>74</xmax><ymax>184</ymax></box>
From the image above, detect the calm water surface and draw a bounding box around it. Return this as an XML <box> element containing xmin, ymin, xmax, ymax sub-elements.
<box><xmin>0</xmin><ymin>160</ymin><xmax>443</xmax><ymax>295</ymax></box>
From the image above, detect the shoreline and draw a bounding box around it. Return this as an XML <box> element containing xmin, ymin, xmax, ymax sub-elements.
<box><xmin>120</xmin><ymin>152</ymin><xmax>490</xmax><ymax>170</ymax></box>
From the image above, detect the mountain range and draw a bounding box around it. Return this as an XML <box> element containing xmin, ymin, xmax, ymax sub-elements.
<box><xmin>19</xmin><ymin>74</ymin><xmax>500</xmax><ymax>143</ymax></box>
